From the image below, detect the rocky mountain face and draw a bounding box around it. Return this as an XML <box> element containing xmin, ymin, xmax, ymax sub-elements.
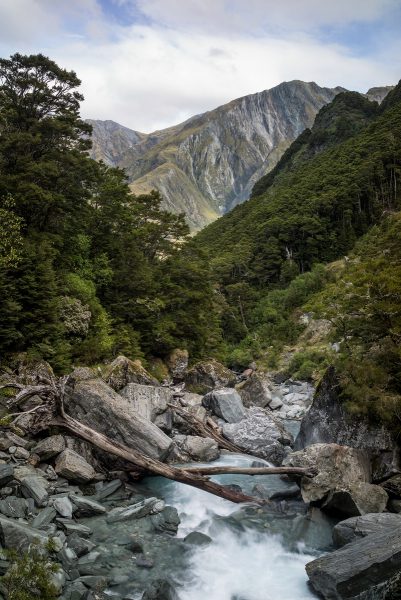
<box><xmin>88</xmin><ymin>81</ymin><xmax>346</xmax><ymax>229</ymax></box>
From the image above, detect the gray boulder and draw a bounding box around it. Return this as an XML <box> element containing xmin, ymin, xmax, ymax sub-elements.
<box><xmin>102</xmin><ymin>355</ymin><xmax>159</xmax><ymax>390</ymax></box>
<box><xmin>222</xmin><ymin>407</ymin><xmax>292</xmax><ymax>463</ymax></box>
<box><xmin>380</xmin><ymin>474</ymin><xmax>401</xmax><ymax>498</ymax></box>
<box><xmin>151</xmin><ymin>506</ymin><xmax>180</xmax><ymax>535</ymax></box>
<box><xmin>142</xmin><ymin>579</ymin><xmax>178</xmax><ymax>600</ymax></box>
<box><xmin>306</xmin><ymin>526</ymin><xmax>401</xmax><ymax>599</ymax></box>
<box><xmin>172</xmin><ymin>435</ymin><xmax>219</xmax><ymax>462</ymax></box>
<box><xmin>21</xmin><ymin>475</ymin><xmax>49</xmax><ymax>507</ymax></box>
<box><xmin>53</xmin><ymin>496</ymin><xmax>74</xmax><ymax>518</ymax></box>
<box><xmin>70</xmin><ymin>494</ymin><xmax>106</xmax><ymax>517</ymax></box>
<box><xmin>33</xmin><ymin>435</ymin><xmax>65</xmax><ymax>460</ymax></box>
<box><xmin>65</xmin><ymin>374</ymin><xmax>173</xmax><ymax>461</ymax></box>
<box><xmin>202</xmin><ymin>388</ymin><xmax>246</xmax><ymax>423</ymax></box>
<box><xmin>333</xmin><ymin>513</ymin><xmax>401</xmax><ymax>547</ymax></box>
<box><xmin>120</xmin><ymin>383</ymin><xmax>171</xmax><ymax>422</ymax></box>
<box><xmin>295</xmin><ymin>367</ymin><xmax>399</xmax><ymax>481</ymax></box>
<box><xmin>184</xmin><ymin>359</ymin><xmax>236</xmax><ymax>394</ymax></box>
<box><xmin>0</xmin><ymin>516</ymin><xmax>48</xmax><ymax>552</ymax></box>
<box><xmin>0</xmin><ymin>465</ymin><xmax>13</xmax><ymax>487</ymax></box>
<box><xmin>323</xmin><ymin>483</ymin><xmax>388</xmax><ymax>517</ymax></box>
<box><xmin>236</xmin><ymin>373</ymin><xmax>273</xmax><ymax>408</ymax></box>
<box><xmin>106</xmin><ymin>497</ymin><xmax>165</xmax><ymax>523</ymax></box>
<box><xmin>55</xmin><ymin>449</ymin><xmax>96</xmax><ymax>483</ymax></box>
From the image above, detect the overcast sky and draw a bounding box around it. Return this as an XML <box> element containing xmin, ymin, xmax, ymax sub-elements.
<box><xmin>0</xmin><ymin>0</ymin><xmax>400</xmax><ymax>132</ymax></box>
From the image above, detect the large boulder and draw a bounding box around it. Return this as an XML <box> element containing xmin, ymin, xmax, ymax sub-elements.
<box><xmin>184</xmin><ymin>359</ymin><xmax>236</xmax><ymax>394</ymax></box>
<box><xmin>236</xmin><ymin>373</ymin><xmax>273</xmax><ymax>408</ymax></box>
<box><xmin>295</xmin><ymin>367</ymin><xmax>399</xmax><ymax>481</ymax></box>
<box><xmin>102</xmin><ymin>356</ymin><xmax>159</xmax><ymax>390</ymax></box>
<box><xmin>65</xmin><ymin>372</ymin><xmax>173</xmax><ymax>461</ymax></box>
<box><xmin>120</xmin><ymin>383</ymin><xmax>171</xmax><ymax>422</ymax></box>
<box><xmin>33</xmin><ymin>435</ymin><xmax>65</xmax><ymax>460</ymax></box>
<box><xmin>172</xmin><ymin>435</ymin><xmax>219</xmax><ymax>462</ymax></box>
<box><xmin>202</xmin><ymin>388</ymin><xmax>246</xmax><ymax>423</ymax></box>
<box><xmin>283</xmin><ymin>443</ymin><xmax>387</xmax><ymax>516</ymax></box>
<box><xmin>222</xmin><ymin>407</ymin><xmax>292</xmax><ymax>463</ymax></box>
<box><xmin>54</xmin><ymin>449</ymin><xmax>96</xmax><ymax>483</ymax></box>
<box><xmin>306</xmin><ymin>526</ymin><xmax>401</xmax><ymax>599</ymax></box>
<box><xmin>333</xmin><ymin>513</ymin><xmax>401</xmax><ymax>547</ymax></box>
<box><xmin>0</xmin><ymin>516</ymin><xmax>48</xmax><ymax>552</ymax></box>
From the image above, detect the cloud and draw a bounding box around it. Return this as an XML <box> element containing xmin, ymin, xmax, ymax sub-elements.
<box><xmin>0</xmin><ymin>1</ymin><xmax>400</xmax><ymax>132</ymax></box>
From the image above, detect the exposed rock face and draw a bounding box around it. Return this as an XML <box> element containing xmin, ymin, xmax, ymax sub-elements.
<box><xmin>365</xmin><ymin>86</ymin><xmax>395</xmax><ymax>104</ymax></box>
<box><xmin>120</xmin><ymin>383</ymin><xmax>171</xmax><ymax>422</ymax></box>
<box><xmin>89</xmin><ymin>82</ymin><xmax>345</xmax><ymax>230</ymax></box>
<box><xmin>65</xmin><ymin>374</ymin><xmax>173</xmax><ymax>461</ymax></box>
<box><xmin>166</xmin><ymin>349</ymin><xmax>189</xmax><ymax>380</ymax></box>
<box><xmin>184</xmin><ymin>359</ymin><xmax>236</xmax><ymax>394</ymax></box>
<box><xmin>333</xmin><ymin>513</ymin><xmax>401</xmax><ymax>547</ymax></box>
<box><xmin>172</xmin><ymin>435</ymin><xmax>219</xmax><ymax>462</ymax></box>
<box><xmin>202</xmin><ymin>388</ymin><xmax>246</xmax><ymax>423</ymax></box>
<box><xmin>295</xmin><ymin>367</ymin><xmax>399</xmax><ymax>481</ymax></box>
<box><xmin>222</xmin><ymin>407</ymin><xmax>292</xmax><ymax>464</ymax></box>
<box><xmin>306</xmin><ymin>526</ymin><xmax>401</xmax><ymax>600</ymax></box>
<box><xmin>102</xmin><ymin>356</ymin><xmax>159</xmax><ymax>390</ymax></box>
<box><xmin>87</xmin><ymin>119</ymin><xmax>146</xmax><ymax>165</ymax></box>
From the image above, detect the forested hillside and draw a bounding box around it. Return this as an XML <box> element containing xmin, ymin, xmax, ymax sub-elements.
<box><xmin>0</xmin><ymin>54</ymin><xmax>221</xmax><ymax>371</ymax></box>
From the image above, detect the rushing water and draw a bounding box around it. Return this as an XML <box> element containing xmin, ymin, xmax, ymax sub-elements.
<box><xmin>143</xmin><ymin>452</ymin><xmax>335</xmax><ymax>600</ymax></box>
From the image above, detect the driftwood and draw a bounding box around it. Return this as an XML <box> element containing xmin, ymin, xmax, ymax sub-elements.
<box><xmin>179</xmin><ymin>465</ymin><xmax>317</xmax><ymax>477</ymax></box>
<box><xmin>167</xmin><ymin>401</ymin><xmax>243</xmax><ymax>453</ymax></box>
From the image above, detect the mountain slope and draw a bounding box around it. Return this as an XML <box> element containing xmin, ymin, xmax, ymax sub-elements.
<box><xmin>89</xmin><ymin>81</ymin><xmax>345</xmax><ymax>229</ymax></box>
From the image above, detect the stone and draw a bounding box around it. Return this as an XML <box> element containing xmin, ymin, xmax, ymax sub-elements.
<box><xmin>55</xmin><ymin>449</ymin><xmax>96</xmax><ymax>483</ymax></box>
<box><xmin>184</xmin><ymin>359</ymin><xmax>236</xmax><ymax>394</ymax></box>
<box><xmin>295</xmin><ymin>367</ymin><xmax>399</xmax><ymax>482</ymax></box>
<box><xmin>106</xmin><ymin>497</ymin><xmax>165</xmax><ymax>523</ymax></box>
<box><xmin>173</xmin><ymin>435</ymin><xmax>219</xmax><ymax>462</ymax></box>
<box><xmin>0</xmin><ymin>516</ymin><xmax>48</xmax><ymax>552</ymax></box>
<box><xmin>120</xmin><ymin>383</ymin><xmax>172</xmax><ymax>422</ymax></box>
<box><xmin>76</xmin><ymin>575</ymin><xmax>108</xmax><ymax>589</ymax></box>
<box><xmin>142</xmin><ymin>579</ymin><xmax>179</xmax><ymax>600</ymax></box>
<box><xmin>380</xmin><ymin>474</ymin><xmax>401</xmax><ymax>498</ymax></box>
<box><xmin>77</xmin><ymin>551</ymin><xmax>102</xmax><ymax>576</ymax></box>
<box><xmin>53</xmin><ymin>496</ymin><xmax>74</xmax><ymax>518</ymax></box>
<box><xmin>102</xmin><ymin>355</ymin><xmax>159</xmax><ymax>390</ymax></box>
<box><xmin>63</xmin><ymin>581</ymin><xmax>88</xmax><ymax>600</ymax></box>
<box><xmin>5</xmin><ymin>431</ymin><xmax>30</xmax><ymax>449</ymax></box>
<box><xmin>223</xmin><ymin>407</ymin><xmax>292</xmax><ymax>463</ymax></box>
<box><xmin>57</xmin><ymin>520</ymin><xmax>92</xmax><ymax>538</ymax></box>
<box><xmin>32</xmin><ymin>506</ymin><xmax>57</xmax><ymax>529</ymax></box>
<box><xmin>269</xmin><ymin>397</ymin><xmax>283</xmax><ymax>410</ymax></box>
<box><xmin>50</xmin><ymin>567</ymin><xmax>66</xmax><ymax>595</ymax></box>
<box><xmin>151</xmin><ymin>506</ymin><xmax>180</xmax><ymax>535</ymax></box>
<box><xmin>70</xmin><ymin>494</ymin><xmax>106</xmax><ymax>517</ymax></box>
<box><xmin>13</xmin><ymin>446</ymin><xmax>30</xmax><ymax>459</ymax></box>
<box><xmin>136</xmin><ymin>555</ymin><xmax>154</xmax><ymax>568</ymax></box>
<box><xmin>333</xmin><ymin>513</ymin><xmax>401</xmax><ymax>547</ymax></box>
<box><xmin>33</xmin><ymin>435</ymin><xmax>65</xmax><ymax>460</ymax></box>
<box><xmin>322</xmin><ymin>483</ymin><xmax>388</xmax><ymax>517</ymax></box>
<box><xmin>93</xmin><ymin>479</ymin><xmax>122</xmax><ymax>501</ymax></box>
<box><xmin>283</xmin><ymin>443</ymin><xmax>371</xmax><ymax>504</ymax></box>
<box><xmin>67</xmin><ymin>534</ymin><xmax>96</xmax><ymax>557</ymax></box>
<box><xmin>0</xmin><ymin>496</ymin><xmax>29</xmax><ymax>518</ymax></box>
<box><xmin>306</xmin><ymin>526</ymin><xmax>401</xmax><ymax>600</ymax></box>
<box><xmin>65</xmin><ymin>376</ymin><xmax>172</xmax><ymax>461</ymax></box>
<box><xmin>0</xmin><ymin>465</ymin><xmax>13</xmax><ymax>487</ymax></box>
<box><xmin>183</xmin><ymin>531</ymin><xmax>212</xmax><ymax>546</ymax></box>
<box><xmin>202</xmin><ymin>388</ymin><xmax>246</xmax><ymax>423</ymax></box>
<box><xmin>21</xmin><ymin>475</ymin><xmax>49</xmax><ymax>507</ymax></box>
<box><xmin>166</xmin><ymin>349</ymin><xmax>189</xmax><ymax>380</ymax></box>
<box><xmin>236</xmin><ymin>373</ymin><xmax>273</xmax><ymax>408</ymax></box>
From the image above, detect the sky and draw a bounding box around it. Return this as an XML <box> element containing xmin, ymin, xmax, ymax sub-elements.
<box><xmin>0</xmin><ymin>0</ymin><xmax>400</xmax><ymax>132</ymax></box>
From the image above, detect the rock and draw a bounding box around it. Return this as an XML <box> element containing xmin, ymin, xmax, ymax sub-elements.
<box><xmin>142</xmin><ymin>579</ymin><xmax>178</xmax><ymax>600</ymax></box>
<box><xmin>33</xmin><ymin>435</ymin><xmax>65</xmax><ymax>460</ymax></box>
<box><xmin>136</xmin><ymin>555</ymin><xmax>154</xmax><ymax>568</ymax></box>
<box><xmin>63</xmin><ymin>581</ymin><xmax>88</xmax><ymax>600</ymax></box>
<box><xmin>202</xmin><ymin>388</ymin><xmax>246</xmax><ymax>423</ymax></box>
<box><xmin>269</xmin><ymin>485</ymin><xmax>301</xmax><ymax>501</ymax></box>
<box><xmin>0</xmin><ymin>496</ymin><xmax>29</xmax><ymax>518</ymax></box>
<box><xmin>0</xmin><ymin>516</ymin><xmax>48</xmax><ymax>552</ymax></box>
<box><xmin>184</xmin><ymin>531</ymin><xmax>212</xmax><ymax>546</ymax></box>
<box><xmin>57</xmin><ymin>520</ymin><xmax>92</xmax><ymax>538</ymax></box>
<box><xmin>269</xmin><ymin>397</ymin><xmax>283</xmax><ymax>410</ymax></box>
<box><xmin>151</xmin><ymin>506</ymin><xmax>180</xmax><ymax>535</ymax></box>
<box><xmin>106</xmin><ymin>497</ymin><xmax>165</xmax><ymax>523</ymax></box>
<box><xmin>65</xmin><ymin>375</ymin><xmax>173</xmax><ymax>461</ymax></box>
<box><xmin>77</xmin><ymin>550</ymin><xmax>102</xmax><ymax>575</ymax></box>
<box><xmin>67</xmin><ymin>534</ymin><xmax>96</xmax><ymax>557</ymax></box>
<box><xmin>120</xmin><ymin>383</ymin><xmax>172</xmax><ymax>422</ymax></box>
<box><xmin>50</xmin><ymin>567</ymin><xmax>66</xmax><ymax>595</ymax></box>
<box><xmin>223</xmin><ymin>407</ymin><xmax>292</xmax><ymax>463</ymax></box>
<box><xmin>70</xmin><ymin>494</ymin><xmax>106</xmax><ymax>517</ymax></box>
<box><xmin>323</xmin><ymin>483</ymin><xmax>388</xmax><ymax>517</ymax></box>
<box><xmin>295</xmin><ymin>367</ymin><xmax>399</xmax><ymax>481</ymax></box>
<box><xmin>32</xmin><ymin>506</ymin><xmax>57</xmax><ymax>529</ymax></box>
<box><xmin>11</xmin><ymin>355</ymin><xmax>54</xmax><ymax>386</ymax></box>
<box><xmin>55</xmin><ymin>449</ymin><xmax>96</xmax><ymax>483</ymax></box>
<box><xmin>102</xmin><ymin>355</ymin><xmax>159</xmax><ymax>390</ymax></box>
<box><xmin>306</xmin><ymin>526</ymin><xmax>401</xmax><ymax>600</ymax></box>
<box><xmin>283</xmin><ymin>443</ymin><xmax>371</xmax><ymax>504</ymax></box>
<box><xmin>184</xmin><ymin>359</ymin><xmax>236</xmax><ymax>394</ymax></box>
<box><xmin>76</xmin><ymin>575</ymin><xmax>108</xmax><ymax>589</ymax></box>
<box><xmin>21</xmin><ymin>475</ymin><xmax>49</xmax><ymax>507</ymax></box>
<box><xmin>380</xmin><ymin>474</ymin><xmax>401</xmax><ymax>498</ymax></box>
<box><xmin>333</xmin><ymin>513</ymin><xmax>401</xmax><ymax>547</ymax></box>
<box><xmin>53</xmin><ymin>496</ymin><xmax>74</xmax><ymax>518</ymax></box>
<box><xmin>93</xmin><ymin>479</ymin><xmax>122</xmax><ymax>501</ymax></box>
<box><xmin>172</xmin><ymin>435</ymin><xmax>219</xmax><ymax>462</ymax></box>
<box><xmin>0</xmin><ymin>465</ymin><xmax>13</xmax><ymax>487</ymax></box>
<box><xmin>13</xmin><ymin>446</ymin><xmax>30</xmax><ymax>459</ymax></box>
<box><xmin>236</xmin><ymin>373</ymin><xmax>273</xmax><ymax>408</ymax></box>
<box><xmin>166</xmin><ymin>349</ymin><xmax>189</xmax><ymax>380</ymax></box>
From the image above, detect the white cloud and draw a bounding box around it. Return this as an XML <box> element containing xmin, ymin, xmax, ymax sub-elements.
<box><xmin>0</xmin><ymin>1</ymin><xmax>399</xmax><ymax>132</ymax></box>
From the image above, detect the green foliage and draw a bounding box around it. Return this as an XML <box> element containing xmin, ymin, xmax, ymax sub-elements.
<box><xmin>287</xmin><ymin>349</ymin><xmax>330</xmax><ymax>381</ymax></box>
<box><xmin>2</xmin><ymin>543</ymin><xmax>59</xmax><ymax>600</ymax></box>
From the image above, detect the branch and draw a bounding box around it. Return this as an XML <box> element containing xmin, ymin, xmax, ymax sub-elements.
<box><xmin>180</xmin><ymin>465</ymin><xmax>317</xmax><ymax>477</ymax></box>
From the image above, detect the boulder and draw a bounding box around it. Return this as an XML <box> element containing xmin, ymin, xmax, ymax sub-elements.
<box><xmin>65</xmin><ymin>374</ymin><xmax>173</xmax><ymax>461</ymax></box>
<box><xmin>306</xmin><ymin>526</ymin><xmax>401</xmax><ymax>600</ymax></box>
<box><xmin>184</xmin><ymin>359</ymin><xmax>236</xmax><ymax>394</ymax></box>
<box><xmin>0</xmin><ymin>496</ymin><xmax>29</xmax><ymax>519</ymax></box>
<box><xmin>222</xmin><ymin>407</ymin><xmax>292</xmax><ymax>463</ymax></box>
<box><xmin>202</xmin><ymin>388</ymin><xmax>246</xmax><ymax>423</ymax></box>
<box><xmin>106</xmin><ymin>497</ymin><xmax>165</xmax><ymax>523</ymax></box>
<box><xmin>184</xmin><ymin>531</ymin><xmax>212</xmax><ymax>546</ymax></box>
<box><xmin>102</xmin><ymin>356</ymin><xmax>159</xmax><ymax>391</ymax></box>
<box><xmin>0</xmin><ymin>465</ymin><xmax>13</xmax><ymax>487</ymax></box>
<box><xmin>322</xmin><ymin>483</ymin><xmax>388</xmax><ymax>517</ymax></box>
<box><xmin>70</xmin><ymin>494</ymin><xmax>106</xmax><ymax>517</ymax></box>
<box><xmin>333</xmin><ymin>513</ymin><xmax>401</xmax><ymax>547</ymax></box>
<box><xmin>53</xmin><ymin>496</ymin><xmax>74</xmax><ymax>519</ymax></box>
<box><xmin>172</xmin><ymin>435</ymin><xmax>219</xmax><ymax>462</ymax></box>
<box><xmin>236</xmin><ymin>373</ymin><xmax>273</xmax><ymax>408</ymax></box>
<box><xmin>120</xmin><ymin>383</ymin><xmax>171</xmax><ymax>422</ymax></box>
<box><xmin>380</xmin><ymin>474</ymin><xmax>401</xmax><ymax>498</ymax></box>
<box><xmin>21</xmin><ymin>475</ymin><xmax>49</xmax><ymax>507</ymax></box>
<box><xmin>142</xmin><ymin>579</ymin><xmax>178</xmax><ymax>600</ymax></box>
<box><xmin>33</xmin><ymin>435</ymin><xmax>65</xmax><ymax>460</ymax></box>
<box><xmin>55</xmin><ymin>449</ymin><xmax>96</xmax><ymax>483</ymax></box>
<box><xmin>151</xmin><ymin>506</ymin><xmax>180</xmax><ymax>535</ymax></box>
<box><xmin>283</xmin><ymin>444</ymin><xmax>371</xmax><ymax>504</ymax></box>
<box><xmin>295</xmin><ymin>367</ymin><xmax>399</xmax><ymax>481</ymax></box>
<box><xmin>0</xmin><ymin>516</ymin><xmax>48</xmax><ymax>552</ymax></box>
<box><xmin>166</xmin><ymin>349</ymin><xmax>189</xmax><ymax>380</ymax></box>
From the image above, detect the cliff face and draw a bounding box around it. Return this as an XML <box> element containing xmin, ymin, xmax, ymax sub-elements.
<box><xmin>87</xmin><ymin>81</ymin><xmax>359</xmax><ymax>229</ymax></box>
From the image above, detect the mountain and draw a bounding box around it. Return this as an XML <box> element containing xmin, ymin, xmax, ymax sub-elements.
<box><xmin>88</xmin><ymin>81</ymin><xmax>346</xmax><ymax>229</ymax></box>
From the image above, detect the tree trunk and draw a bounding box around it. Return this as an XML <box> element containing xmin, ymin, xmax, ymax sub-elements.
<box><xmin>181</xmin><ymin>465</ymin><xmax>316</xmax><ymax>477</ymax></box>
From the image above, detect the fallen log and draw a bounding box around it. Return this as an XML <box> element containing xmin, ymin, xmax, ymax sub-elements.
<box><xmin>179</xmin><ymin>465</ymin><xmax>317</xmax><ymax>477</ymax></box>
<box><xmin>167</xmin><ymin>402</ymin><xmax>243</xmax><ymax>453</ymax></box>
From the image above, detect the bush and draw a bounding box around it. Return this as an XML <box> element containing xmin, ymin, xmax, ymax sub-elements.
<box><xmin>288</xmin><ymin>349</ymin><xmax>329</xmax><ymax>381</ymax></box>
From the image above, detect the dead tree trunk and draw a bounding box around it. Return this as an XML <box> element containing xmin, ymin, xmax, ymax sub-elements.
<box><xmin>180</xmin><ymin>465</ymin><xmax>317</xmax><ymax>477</ymax></box>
